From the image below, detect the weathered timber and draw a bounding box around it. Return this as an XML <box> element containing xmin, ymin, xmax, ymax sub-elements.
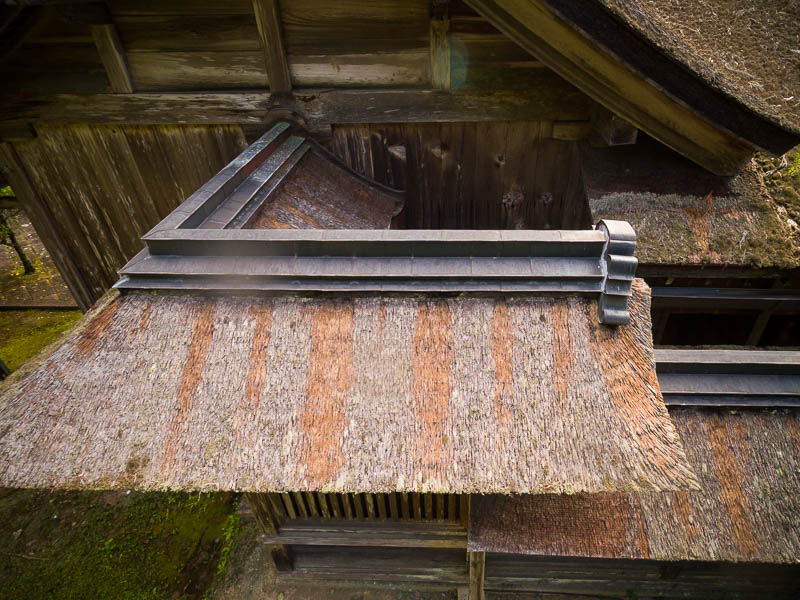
<box><xmin>0</xmin><ymin>85</ymin><xmax>592</xmax><ymax>128</ymax></box>
<box><xmin>258</xmin><ymin>519</ymin><xmax>467</xmax><ymax>548</ymax></box>
<box><xmin>332</xmin><ymin>122</ymin><xmax>592</xmax><ymax>230</ymax></box>
<box><xmin>483</xmin><ymin>555</ymin><xmax>800</xmax><ymax>599</ymax></box>
<box><xmin>279</xmin><ymin>546</ymin><xmax>467</xmax><ymax>587</ymax></box>
<box><xmin>0</xmin><ymin>281</ymin><xmax>697</xmax><ymax>494</ymax></box>
<box><xmin>251</xmin><ymin>0</ymin><xmax>290</xmax><ymax>92</ymax></box>
<box><xmin>244</xmin><ymin>492</ymin><xmax>292</xmax><ymax>571</ymax></box>
<box><xmin>0</xmin><ymin>142</ymin><xmax>93</xmax><ymax>310</ymax></box>
<box><xmin>463</xmin><ymin>0</ymin><xmax>755</xmax><ymax>174</ymax></box>
<box><xmin>5</xmin><ymin>124</ymin><xmax>248</xmax><ymax>303</ymax></box>
<box><xmin>91</xmin><ymin>23</ymin><xmax>134</xmax><ymax>93</ymax></box>
<box><xmin>468</xmin><ymin>551</ymin><xmax>485</xmax><ymax>600</ymax></box>
<box><xmin>430</xmin><ymin>3</ymin><xmax>451</xmax><ymax>90</ymax></box>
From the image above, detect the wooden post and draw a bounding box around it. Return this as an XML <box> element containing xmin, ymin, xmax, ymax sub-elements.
<box><xmin>0</xmin><ymin>143</ymin><xmax>94</xmax><ymax>311</ymax></box>
<box><xmin>245</xmin><ymin>492</ymin><xmax>293</xmax><ymax>572</ymax></box>
<box><xmin>468</xmin><ymin>551</ymin><xmax>485</xmax><ymax>600</ymax></box>
<box><xmin>430</xmin><ymin>1</ymin><xmax>451</xmax><ymax>90</ymax></box>
<box><xmin>91</xmin><ymin>23</ymin><xmax>135</xmax><ymax>94</ymax></box>
<box><xmin>252</xmin><ymin>0</ymin><xmax>291</xmax><ymax>93</ymax></box>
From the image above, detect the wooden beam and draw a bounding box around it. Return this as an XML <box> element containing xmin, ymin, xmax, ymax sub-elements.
<box><xmin>590</xmin><ymin>103</ymin><xmax>637</xmax><ymax>146</ymax></box>
<box><xmin>468</xmin><ymin>551</ymin><xmax>485</xmax><ymax>600</ymax></box>
<box><xmin>91</xmin><ymin>23</ymin><xmax>135</xmax><ymax>93</ymax></box>
<box><xmin>252</xmin><ymin>0</ymin><xmax>291</xmax><ymax>93</ymax></box>
<box><xmin>430</xmin><ymin>2</ymin><xmax>451</xmax><ymax>90</ymax></box>
<box><xmin>0</xmin><ymin>88</ymin><xmax>592</xmax><ymax>128</ymax></box>
<box><xmin>463</xmin><ymin>0</ymin><xmax>754</xmax><ymax>175</ymax></box>
<box><xmin>0</xmin><ymin>143</ymin><xmax>93</xmax><ymax>311</ymax></box>
<box><xmin>0</xmin><ymin>196</ymin><xmax>21</xmax><ymax>210</ymax></box>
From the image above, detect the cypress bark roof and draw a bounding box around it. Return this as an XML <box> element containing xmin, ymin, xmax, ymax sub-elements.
<box><xmin>469</xmin><ymin>408</ymin><xmax>800</xmax><ymax>564</ymax></box>
<box><xmin>0</xmin><ymin>280</ymin><xmax>697</xmax><ymax>494</ymax></box>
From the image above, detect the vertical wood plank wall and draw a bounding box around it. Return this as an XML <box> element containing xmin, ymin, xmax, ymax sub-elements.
<box><xmin>332</xmin><ymin>122</ymin><xmax>590</xmax><ymax>230</ymax></box>
<box><xmin>7</xmin><ymin>124</ymin><xmax>248</xmax><ymax>304</ymax></box>
<box><xmin>267</xmin><ymin>492</ymin><xmax>467</xmax><ymax>523</ymax></box>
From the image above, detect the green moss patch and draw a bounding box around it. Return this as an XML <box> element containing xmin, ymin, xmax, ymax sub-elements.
<box><xmin>0</xmin><ymin>309</ymin><xmax>82</xmax><ymax>372</ymax></box>
<box><xmin>0</xmin><ymin>489</ymin><xmax>240</xmax><ymax>600</ymax></box>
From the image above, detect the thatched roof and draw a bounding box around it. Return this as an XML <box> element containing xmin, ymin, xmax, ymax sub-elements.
<box><xmin>599</xmin><ymin>0</ymin><xmax>800</xmax><ymax>137</ymax></box>
<box><xmin>470</xmin><ymin>407</ymin><xmax>800</xmax><ymax>564</ymax></box>
<box><xmin>584</xmin><ymin>136</ymin><xmax>800</xmax><ymax>269</ymax></box>
<box><xmin>0</xmin><ymin>280</ymin><xmax>696</xmax><ymax>494</ymax></box>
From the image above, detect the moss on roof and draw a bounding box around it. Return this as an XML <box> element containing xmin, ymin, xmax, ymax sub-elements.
<box><xmin>583</xmin><ymin>136</ymin><xmax>800</xmax><ymax>269</ymax></box>
<box><xmin>600</xmin><ymin>0</ymin><xmax>800</xmax><ymax>135</ymax></box>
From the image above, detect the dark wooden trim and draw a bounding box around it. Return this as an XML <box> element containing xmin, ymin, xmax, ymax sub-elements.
<box><xmin>244</xmin><ymin>493</ymin><xmax>292</xmax><ymax>572</ymax></box>
<box><xmin>0</xmin><ymin>88</ymin><xmax>591</xmax><ymax>128</ymax></box>
<box><xmin>91</xmin><ymin>23</ymin><xmax>134</xmax><ymax>94</ymax></box>
<box><xmin>252</xmin><ymin>0</ymin><xmax>291</xmax><ymax>93</ymax></box>
<box><xmin>463</xmin><ymin>0</ymin><xmax>758</xmax><ymax>174</ymax></box>
<box><xmin>0</xmin><ymin>143</ymin><xmax>93</xmax><ymax>311</ymax></box>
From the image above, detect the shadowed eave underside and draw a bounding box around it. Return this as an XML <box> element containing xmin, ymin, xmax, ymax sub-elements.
<box><xmin>469</xmin><ymin>408</ymin><xmax>800</xmax><ymax>564</ymax></box>
<box><xmin>0</xmin><ymin>280</ymin><xmax>696</xmax><ymax>494</ymax></box>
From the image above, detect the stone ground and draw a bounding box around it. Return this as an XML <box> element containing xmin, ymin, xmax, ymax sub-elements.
<box><xmin>0</xmin><ymin>210</ymin><xmax>75</xmax><ymax>308</ymax></box>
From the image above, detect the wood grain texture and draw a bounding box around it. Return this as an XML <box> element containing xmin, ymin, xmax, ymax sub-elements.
<box><xmin>8</xmin><ymin>124</ymin><xmax>248</xmax><ymax>302</ymax></box>
<box><xmin>0</xmin><ymin>280</ymin><xmax>697</xmax><ymax>494</ymax></box>
<box><xmin>0</xmin><ymin>142</ymin><xmax>94</xmax><ymax>310</ymax></box>
<box><xmin>469</xmin><ymin>408</ymin><xmax>800</xmax><ymax>564</ymax></box>
<box><xmin>332</xmin><ymin>122</ymin><xmax>592</xmax><ymax>230</ymax></box>
<box><xmin>91</xmin><ymin>23</ymin><xmax>134</xmax><ymax>93</ymax></box>
<box><xmin>252</xmin><ymin>0</ymin><xmax>290</xmax><ymax>92</ymax></box>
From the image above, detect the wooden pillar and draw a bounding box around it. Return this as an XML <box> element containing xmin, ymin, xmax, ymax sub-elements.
<box><xmin>244</xmin><ymin>492</ymin><xmax>293</xmax><ymax>572</ymax></box>
<box><xmin>0</xmin><ymin>142</ymin><xmax>94</xmax><ymax>311</ymax></box>
<box><xmin>468</xmin><ymin>551</ymin><xmax>486</xmax><ymax>600</ymax></box>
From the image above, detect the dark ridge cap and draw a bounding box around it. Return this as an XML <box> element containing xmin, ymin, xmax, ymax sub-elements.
<box><xmin>541</xmin><ymin>0</ymin><xmax>800</xmax><ymax>153</ymax></box>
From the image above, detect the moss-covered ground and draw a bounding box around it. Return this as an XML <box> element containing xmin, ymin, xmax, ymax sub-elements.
<box><xmin>0</xmin><ymin>309</ymin><xmax>81</xmax><ymax>371</ymax></box>
<box><xmin>0</xmin><ymin>489</ymin><xmax>240</xmax><ymax>600</ymax></box>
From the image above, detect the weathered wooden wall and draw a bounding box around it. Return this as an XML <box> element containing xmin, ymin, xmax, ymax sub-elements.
<box><xmin>0</xmin><ymin>124</ymin><xmax>247</xmax><ymax>307</ymax></box>
<box><xmin>332</xmin><ymin>122</ymin><xmax>590</xmax><ymax>230</ymax></box>
<box><xmin>0</xmin><ymin>0</ymin><xmax>569</xmax><ymax>95</ymax></box>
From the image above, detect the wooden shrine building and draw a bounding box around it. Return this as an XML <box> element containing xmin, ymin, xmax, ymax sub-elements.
<box><xmin>1</xmin><ymin>1</ymin><xmax>799</xmax><ymax>598</ymax></box>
